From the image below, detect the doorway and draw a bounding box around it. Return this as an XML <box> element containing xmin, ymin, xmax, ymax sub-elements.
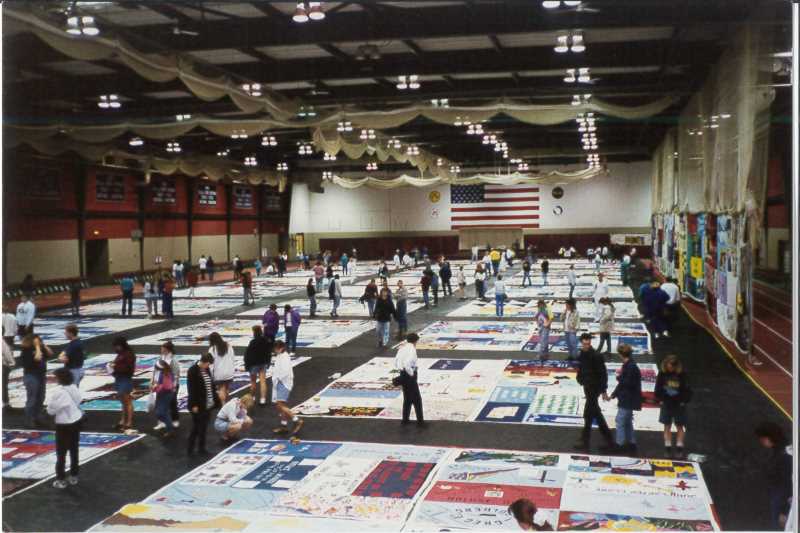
<box><xmin>85</xmin><ymin>239</ymin><xmax>111</xmax><ymax>285</ymax></box>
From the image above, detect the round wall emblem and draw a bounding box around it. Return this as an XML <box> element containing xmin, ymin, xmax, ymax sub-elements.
<box><xmin>553</xmin><ymin>205</ymin><xmax>564</xmax><ymax>216</ymax></box>
<box><xmin>552</xmin><ymin>186</ymin><xmax>564</xmax><ymax>199</ymax></box>
<box><xmin>430</xmin><ymin>207</ymin><xmax>440</xmax><ymax>219</ymax></box>
<box><xmin>429</xmin><ymin>190</ymin><xmax>441</xmax><ymax>203</ymax></box>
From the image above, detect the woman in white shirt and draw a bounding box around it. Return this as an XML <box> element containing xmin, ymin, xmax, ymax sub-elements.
<box><xmin>47</xmin><ymin>367</ymin><xmax>83</xmax><ymax>489</ymax></box>
<box><xmin>214</xmin><ymin>394</ymin><xmax>254</xmax><ymax>442</ymax></box>
<box><xmin>456</xmin><ymin>266</ymin><xmax>467</xmax><ymax>300</ymax></box>
<box><xmin>271</xmin><ymin>340</ymin><xmax>303</xmax><ymax>435</ymax></box>
<box><xmin>394</xmin><ymin>333</ymin><xmax>424</xmax><ymax>426</ymax></box>
<box><xmin>208</xmin><ymin>332</ymin><xmax>236</xmax><ymax>403</ymax></box>
<box><xmin>494</xmin><ymin>275</ymin><xmax>508</xmax><ymax>317</ymax></box>
<box><xmin>592</xmin><ymin>273</ymin><xmax>609</xmax><ymax>321</ymax></box>
<box><xmin>474</xmin><ymin>265</ymin><xmax>487</xmax><ymax>300</ymax></box>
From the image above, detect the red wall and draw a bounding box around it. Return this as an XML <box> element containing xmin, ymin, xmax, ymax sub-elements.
<box><xmin>145</xmin><ymin>218</ymin><xmax>188</xmax><ymax>237</ymax></box>
<box><xmin>6</xmin><ymin>216</ymin><xmax>77</xmax><ymax>241</ymax></box>
<box><xmin>192</xmin><ymin>220</ymin><xmax>227</xmax><ymax>236</ymax></box>
<box><xmin>85</xmin><ymin>218</ymin><xmax>138</xmax><ymax>240</ymax></box>
<box><xmin>231</xmin><ymin>219</ymin><xmax>258</xmax><ymax>235</ymax></box>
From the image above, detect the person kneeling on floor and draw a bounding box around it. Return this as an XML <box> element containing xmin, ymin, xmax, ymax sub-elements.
<box><xmin>272</xmin><ymin>340</ymin><xmax>303</xmax><ymax>436</ymax></box>
<box><xmin>215</xmin><ymin>394</ymin><xmax>254</xmax><ymax>443</ymax></box>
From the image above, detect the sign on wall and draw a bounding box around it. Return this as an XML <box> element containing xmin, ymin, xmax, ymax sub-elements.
<box><xmin>27</xmin><ymin>171</ymin><xmax>62</xmax><ymax>200</ymax></box>
<box><xmin>233</xmin><ymin>186</ymin><xmax>253</xmax><ymax>209</ymax></box>
<box><xmin>263</xmin><ymin>189</ymin><xmax>282</xmax><ymax>211</ymax></box>
<box><xmin>152</xmin><ymin>178</ymin><xmax>176</xmax><ymax>204</ymax></box>
<box><xmin>95</xmin><ymin>174</ymin><xmax>125</xmax><ymax>202</ymax></box>
<box><xmin>198</xmin><ymin>184</ymin><xmax>217</xmax><ymax>206</ymax></box>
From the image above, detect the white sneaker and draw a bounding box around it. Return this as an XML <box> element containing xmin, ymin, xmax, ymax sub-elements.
<box><xmin>662</xmin><ymin>331</ymin><xmax>670</xmax><ymax>338</ymax></box>
<box><xmin>153</xmin><ymin>422</ymin><xmax>166</xmax><ymax>430</ymax></box>
<box><xmin>67</xmin><ymin>475</ymin><xmax>79</xmax><ymax>486</ymax></box>
<box><xmin>260</xmin><ymin>398</ymin><xmax>266</xmax><ymax>405</ymax></box>
<box><xmin>52</xmin><ymin>479</ymin><xmax>68</xmax><ymax>489</ymax></box>
<box><xmin>289</xmin><ymin>352</ymin><xmax>296</xmax><ymax>356</ymax></box>
<box><xmin>172</xmin><ymin>421</ymin><xmax>180</xmax><ymax>428</ymax></box>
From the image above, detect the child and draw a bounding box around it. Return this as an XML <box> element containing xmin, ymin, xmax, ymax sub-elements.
<box><xmin>654</xmin><ymin>354</ymin><xmax>692</xmax><ymax>458</ymax></box>
<box><xmin>271</xmin><ymin>340</ymin><xmax>303</xmax><ymax>435</ymax></box>
<box><xmin>215</xmin><ymin>394</ymin><xmax>255</xmax><ymax>443</ymax></box>
<box><xmin>47</xmin><ymin>367</ymin><xmax>83</xmax><ymax>489</ymax></box>
<box><xmin>508</xmin><ymin>498</ymin><xmax>553</xmax><ymax>531</ymax></box>
<box><xmin>151</xmin><ymin>360</ymin><xmax>176</xmax><ymax>437</ymax></box>
<box><xmin>754</xmin><ymin>422</ymin><xmax>793</xmax><ymax>529</ymax></box>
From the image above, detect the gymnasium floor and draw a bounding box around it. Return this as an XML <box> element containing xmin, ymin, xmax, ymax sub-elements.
<box><xmin>1</xmin><ymin>261</ymin><xmax>790</xmax><ymax>532</ymax></box>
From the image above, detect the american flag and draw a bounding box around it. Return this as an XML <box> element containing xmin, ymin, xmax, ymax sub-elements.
<box><xmin>450</xmin><ymin>184</ymin><xmax>540</xmax><ymax>229</ymax></box>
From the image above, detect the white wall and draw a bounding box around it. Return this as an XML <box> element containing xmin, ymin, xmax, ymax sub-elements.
<box><xmin>289</xmin><ymin>162</ymin><xmax>651</xmax><ymax>234</ymax></box>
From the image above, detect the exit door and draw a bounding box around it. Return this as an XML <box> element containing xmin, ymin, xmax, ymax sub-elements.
<box><xmin>85</xmin><ymin>239</ymin><xmax>111</xmax><ymax>285</ymax></box>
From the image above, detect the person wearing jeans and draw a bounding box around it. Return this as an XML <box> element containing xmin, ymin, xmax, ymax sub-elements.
<box><xmin>610</xmin><ymin>344</ymin><xmax>641</xmax><ymax>454</ymax></box>
<box><xmin>420</xmin><ymin>271</ymin><xmax>432</xmax><ymax>309</ymax></box>
<box><xmin>521</xmin><ymin>261</ymin><xmax>532</xmax><ymax>287</ymax></box>
<box><xmin>494</xmin><ymin>275</ymin><xmax>507</xmax><ymax>317</ymax></box>
<box><xmin>374</xmin><ymin>289</ymin><xmax>396</xmax><ymax>347</ymax></box>
<box><xmin>119</xmin><ymin>275</ymin><xmax>134</xmax><ymax>316</ymax></box>
<box><xmin>567</xmin><ymin>265</ymin><xmax>577</xmax><ymax>299</ymax></box>
<box><xmin>152</xmin><ymin>359</ymin><xmax>176</xmax><ymax>437</ymax></box>
<box><xmin>283</xmin><ymin>305</ymin><xmax>302</xmax><ymax>354</ymax></box>
<box><xmin>474</xmin><ymin>265</ymin><xmax>486</xmax><ymax>299</ymax></box>
<box><xmin>186</xmin><ymin>354</ymin><xmax>219</xmax><ymax>455</ymax></box>
<box><xmin>534</xmin><ymin>300</ymin><xmax>553</xmax><ymax>360</ymax></box>
<box><xmin>563</xmin><ymin>299</ymin><xmax>580</xmax><ymax>361</ymax></box>
<box><xmin>20</xmin><ymin>334</ymin><xmax>50</xmax><ymax>427</ymax></box>
<box><xmin>46</xmin><ymin>368</ymin><xmax>83</xmax><ymax>489</ymax></box>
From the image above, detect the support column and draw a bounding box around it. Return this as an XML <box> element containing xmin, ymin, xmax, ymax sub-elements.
<box><xmin>136</xmin><ymin>173</ymin><xmax>146</xmax><ymax>274</ymax></box>
<box><xmin>186</xmin><ymin>177</ymin><xmax>195</xmax><ymax>261</ymax></box>
<box><xmin>257</xmin><ymin>184</ymin><xmax>264</xmax><ymax>259</ymax></box>
<box><xmin>225</xmin><ymin>183</ymin><xmax>233</xmax><ymax>262</ymax></box>
<box><xmin>75</xmin><ymin>158</ymin><xmax>88</xmax><ymax>279</ymax></box>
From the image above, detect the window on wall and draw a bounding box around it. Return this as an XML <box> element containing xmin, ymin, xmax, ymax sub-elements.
<box><xmin>152</xmin><ymin>177</ymin><xmax>176</xmax><ymax>204</ymax></box>
<box><xmin>24</xmin><ymin>167</ymin><xmax>62</xmax><ymax>199</ymax></box>
<box><xmin>95</xmin><ymin>174</ymin><xmax>125</xmax><ymax>202</ymax></box>
<box><xmin>233</xmin><ymin>186</ymin><xmax>253</xmax><ymax>209</ymax></box>
<box><xmin>198</xmin><ymin>183</ymin><xmax>218</xmax><ymax>206</ymax></box>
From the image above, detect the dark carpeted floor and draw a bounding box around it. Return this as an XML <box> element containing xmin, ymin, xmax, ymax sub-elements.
<box><xmin>1</xmin><ymin>264</ymin><xmax>792</xmax><ymax>531</ymax></box>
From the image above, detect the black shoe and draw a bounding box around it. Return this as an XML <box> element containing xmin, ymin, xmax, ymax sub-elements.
<box><xmin>400</xmin><ymin>420</ymin><xmax>410</xmax><ymax>426</ymax></box>
<box><xmin>598</xmin><ymin>443</ymin><xmax>619</xmax><ymax>455</ymax></box>
<box><xmin>665</xmin><ymin>446</ymin><xmax>673</xmax><ymax>459</ymax></box>
<box><xmin>675</xmin><ymin>446</ymin><xmax>686</xmax><ymax>460</ymax></box>
<box><xmin>573</xmin><ymin>442</ymin><xmax>589</xmax><ymax>452</ymax></box>
<box><xmin>625</xmin><ymin>444</ymin><xmax>638</xmax><ymax>456</ymax></box>
<box><xmin>416</xmin><ymin>421</ymin><xmax>428</xmax><ymax>428</ymax></box>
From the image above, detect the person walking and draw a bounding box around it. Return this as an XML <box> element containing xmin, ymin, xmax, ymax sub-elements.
<box><xmin>69</xmin><ymin>282</ymin><xmax>81</xmax><ymax>317</ymax></box>
<box><xmin>271</xmin><ymin>341</ymin><xmax>303</xmax><ymax>435</ymax></box>
<box><xmin>57</xmin><ymin>324</ymin><xmax>85</xmax><ymax>386</ymax></box>
<box><xmin>262</xmin><ymin>303</ymin><xmax>280</xmax><ymax>341</ymax></box>
<box><xmin>360</xmin><ymin>279</ymin><xmax>379</xmax><ymax>317</ymax></box>
<box><xmin>283</xmin><ymin>304</ymin><xmax>302</xmax><ymax>355</ymax></box>
<box><xmin>313</xmin><ymin>262</ymin><xmax>325</xmax><ymax>292</ymax></box>
<box><xmin>610</xmin><ymin>344</ymin><xmax>642</xmax><ymax>455</ymax></box>
<box><xmin>474</xmin><ymin>264</ymin><xmax>487</xmax><ymax>300</ymax></box>
<box><xmin>395</xmin><ymin>333</ymin><xmax>425</xmax><ymax>427</ymax></box>
<box><xmin>215</xmin><ymin>394</ymin><xmax>255</xmax><ymax>443</ymax></box>
<box><xmin>574</xmin><ymin>333</ymin><xmax>616</xmax><ymax>452</ymax></box>
<box><xmin>374</xmin><ymin>288</ymin><xmax>396</xmax><ymax>348</ymax></box>
<box><xmin>198</xmin><ymin>255</ymin><xmax>208</xmax><ymax>280</ymax></box>
<box><xmin>144</xmin><ymin>279</ymin><xmax>159</xmax><ymax>317</ymax></box>
<box><xmin>490</xmin><ymin>248</ymin><xmax>501</xmax><ymax>277</ymax></box>
<box><xmin>642</xmin><ymin>281</ymin><xmax>670</xmax><ymax>339</ymax></box>
<box><xmin>567</xmin><ymin>265</ymin><xmax>577</xmax><ymax>299</ymax></box>
<box><xmin>340</xmin><ymin>252</ymin><xmax>349</xmax><ymax>276</ymax></box>
<box><xmin>540</xmin><ymin>259</ymin><xmax>549</xmax><ymax>286</ymax></box>
<box><xmin>161</xmin><ymin>274</ymin><xmax>175</xmax><ymax>318</ymax></box>
<box><xmin>329</xmin><ymin>275</ymin><xmax>342</xmax><ymax>316</ymax></box>
<box><xmin>494</xmin><ymin>275</ymin><xmax>508</xmax><ymax>317</ymax></box>
<box><xmin>110</xmin><ymin>337</ymin><xmax>136</xmax><ymax>431</ymax></box>
<box><xmin>592</xmin><ymin>273</ymin><xmax>609</xmax><ymax>321</ymax></box>
<box><xmin>430</xmin><ymin>268</ymin><xmax>440</xmax><ymax>307</ymax></box>
<box><xmin>395</xmin><ymin>280</ymin><xmax>409</xmax><ymax>340</ymax></box>
<box><xmin>186</xmin><ymin>353</ymin><xmax>219</xmax><ymax>456</ymax></box>
<box><xmin>187</xmin><ymin>269</ymin><xmax>199</xmax><ymax>298</ymax></box>
<box><xmin>521</xmin><ymin>260</ymin><xmax>532</xmax><ymax>287</ymax></box>
<box><xmin>47</xmin><ymin>367</ymin><xmax>83</xmax><ymax>489</ymax></box>
<box><xmin>306</xmin><ymin>278</ymin><xmax>317</xmax><ymax>317</ymax></box>
<box><xmin>655</xmin><ymin>354</ymin><xmax>692</xmax><ymax>458</ymax></box>
<box><xmin>439</xmin><ymin>260</ymin><xmax>452</xmax><ymax>297</ymax></box>
<box><xmin>245</xmin><ymin>325</ymin><xmax>272</xmax><ymax>406</ymax></box>
<box><xmin>420</xmin><ymin>270</ymin><xmax>433</xmax><ymax>309</ymax></box>
<box><xmin>564</xmin><ymin>298</ymin><xmax>580</xmax><ymax>361</ymax></box>
<box><xmin>157</xmin><ymin>341</ymin><xmax>182</xmax><ymax>429</ymax></box>
<box><xmin>754</xmin><ymin>422</ymin><xmax>793</xmax><ymax>530</ymax></box>
<box><xmin>16</xmin><ymin>296</ymin><xmax>36</xmax><ymax>337</ymax></box>
<box><xmin>208</xmin><ymin>332</ymin><xmax>236</xmax><ymax>404</ymax></box>
<box><xmin>596</xmin><ymin>298</ymin><xmax>616</xmax><ymax>355</ymax></box>
<box><xmin>456</xmin><ymin>266</ymin><xmax>467</xmax><ymax>300</ymax></box>
<box><xmin>241</xmin><ymin>271</ymin><xmax>254</xmax><ymax>305</ymax></box>
<box><xmin>151</xmin><ymin>359</ymin><xmax>177</xmax><ymax>438</ymax></box>
<box><xmin>533</xmin><ymin>300</ymin><xmax>553</xmax><ymax>360</ymax></box>
<box><xmin>21</xmin><ymin>334</ymin><xmax>51</xmax><ymax>427</ymax></box>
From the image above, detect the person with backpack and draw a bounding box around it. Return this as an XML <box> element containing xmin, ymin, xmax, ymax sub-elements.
<box><xmin>610</xmin><ymin>344</ymin><xmax>642</xmax><ymax>455</ymax></box>
<box><xmin>47</xmin><ymin>368</ymin><xmax>83</xmax><ymax>489</ymax></box>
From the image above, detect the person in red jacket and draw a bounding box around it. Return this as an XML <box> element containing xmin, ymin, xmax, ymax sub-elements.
<box><xmin>110</xmin><ymin>337</ymin><xmax>136</xmax><ymax>431</ymax></box>
<box><xmin>187</xmin><ymin>269</ymin><xmax>199</xmax><ymax>298</ymax></box>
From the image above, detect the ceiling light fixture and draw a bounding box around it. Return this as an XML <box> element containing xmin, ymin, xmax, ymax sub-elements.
<box><xmin>406</xmin><ymin>145</ymin><xmax>420</xmax><ymax>156</ymax></box>
<box><xmin>276</xmin><ymin>162</ymin><xmax>289</xmax><ymax>171</ymax></box>
<box><xmin>577</xmin><ymin>67</ymin><xmax>591</xmax><ymax>83</ymax></box>
<box><xmin>397</xmin><ymin>75</ymin><xmax>420</xmax><ymax>90</ymax></box>
<box><xmin>244</xmin><ymin>156</ymin><xmax>258</xmax><ymax>167</ymax></box>
<box><xmin>98</xmin><ymin>94</ymin><xmax>121</xmax><ymax>109</ymax></box>
<box><xmin>449</xmin><ymin>165</ymin><xmax>461</xmax><ymax>174</ymax></box>
<box><xmin>66</xmin><ymin>14</ymin><xmax>99</xmax><ymax>36</ymax></box>
<box><xmin>292</xmin><ymin>2</ymin><xmax>309</xmax><ymax>22</ymax></box>
<box><xmin>570</xmin><ymin>34</ymin><xmax>586</xmax><ymax>53</ymax></box>
<box><xmin>216</xmin><ymin>148</ymin><xmax>230</xmax><ymax>157</ymax></box>
<box><xmin>230</xmin><ymin>130</ymin><xmax>248</xmax><ymax>139</ymax></box>
<box><xmin>366</xmin><ymin>162</ymin><xmax>378</xmax><ymax>171</ymax></box>
<box><xmin>359</xmin><ymin>128</ymin><xmax>376</xmax><ymax>140</ymax></box>
<box><xmin>308</xmin><ymin>1</ymin><xmax>326</xmax><ymax>21</ymax></box>
<box><xmin>388</xmin><ymin>138</ymin><xmax>402</xmax><ymax>150</ymax></box>
<box><xmin>129</xmin><ymin>137</ymin><xmax>143</xmax><ymax>147</ymax></box>
<box><xmin>431</xmin><ymin>98</ymin><xmax>449</xmax><ymax>107</ymax></box>
<box><xmin>555</xmin><ymin>35</ymin><xmax>570</xmax><ymax>54</ymax></box>
<box><xmin>355</xmin><ymin>44</ymin><xmax>380</xmax><ymax>61</ymax></box>
<box><xmin>323</xmin><ymin>152</ymin><xmax>337</xmax><ymax>161</ymax></box>
<box><xmin>298</xmin><ymin>143</ymin><xmax>313</xmax><ymax>155</ymax></box>
<box><xmin>241</xmin><ymin>83</ymin><xmax>262</xmax><ymax>97</ymax></box>
<box><xmin>564</xmin><ymin>69</ymin><xmax>577</xmax><ymax>83</ymax></box>
<box><xmin>261</xmin><ymin>135</ymin><xmax>277</xmax><ymax>147</ymax></box>
<box><xmin>166</xmin><ymin>141</ymin><xmax>181</xmax><ymax>153</ymax></box>
<box><xmin>322</xmin><ymin>171</ymin><xmax>333</xmax><ymax>180</ymax></box>
<box><xmin>337</xmin><ymin>120</ymin><xmax>353</xmax><ymax>132</ymax></box>
<box><xmin>175</xmin><ymin>113</ymin><xmax>192</xmax><ymax>121</ymax></box>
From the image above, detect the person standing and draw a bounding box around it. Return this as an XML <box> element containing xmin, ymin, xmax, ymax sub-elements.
<box><xmin>57</xmin><ymin>325</ymin><xmax>85</xmax><ymax>386</ymax></box>
<box><xmin>456</xmin><ymin>266</ymin><xmax>467</xmax><ymax>300</ymax></box>
<box><xmin>16</xmin><ymin>295</ymin><xmax>36</xmax><ymax>337</ymax></box>
<box><xmin>490</xmin><ymin>248</ymin><xmax>501</xmax><ymax>277</ymax></box>
<box><xmin>420</xmin><ymin>270</ymin><xmax>432</xmax><ymax>309</ymax></box>
<box><xmin>661</xmin><ymin>277</ymin><xmax>681</xmax><ymax>330</ymax></box>
<box><xmin>361</xmin><ymin>279</ymin><xmax>379</xmax><ymax>317</ymax></box>
<box><xmin>313</xmin><ymin>262</ymin><xmax>325</xmax><ymax>292</ymax></box>
<box><xmin>471</xmin><ymin>245</ymin><xmax>480</xmax><ymax>262</ymax></box>
<box><xmin>283</xmin><ymin>304</ymin><xmax>302</xmax><ymax>355</ymax></box>
<box><xmin>574</xmin><ymin>333</ymin><xmax>616</xmax><ymax>452</ymax></box>
<box><xmin>187</xmin><ymin>269</ymin><xmax>199</xmax><ymax>298</ymax></box>
<box><xmin>596</xmin><ymin>298</ymin><xmax>616</xmax><ymax>355</ymax></box>
<box><xmin>144</xmin><ymin>279</ymin><xmax>158</xmax><ymax>317</ymax></box>
<box><xmin>610</xmin><ymin>344</ymin><xmax>642</xmax><ymax>455</ymax></box>
<box><xmin>374</xmin><ymin>288</ymin><xmax>396</xmax><ymax>348</ymax></box>
<box><xmin>439</xmin><ymin>260</ymin><xmax>452</xmax><ymax>297</ymax></box>
<box><xmin>162</xmin><ymin>274</ymin><xmax>175</xmax><ymax>318</ymax></box>
<box><xmin>593</xmin><ymin>252</ymin><xmax>603</xmax><ymax>273</ymax></box>
<box><xmin>306</xmin><ymin>278</ymin><xmax>317</xmax><ymax>317</ymax></box>
<box><xmin>151</xmin><ymin>359</ymin><xmax>176</xmax><ymax>438</ymax></box>
<box><xmin>271</xmin><ymin>341</ymin><xmax>303</xmax><ymax>435</ymax></box>
<box><xmin>262</xmin><ymin>303</ymin><xmax>280</xmax><ymax>341</ymax></box>
<box><xmin>601</xmin><ymin>245</ymin><xmax>609</xmax><ymax>263</ymax></box>
<box><xmin>395</xmin><ymin>333</ymin><xmax>425</xmax><ymax>427</ymax></box>
<box><xmin>754</xmin><ymin>422</ymin><xmax>793</xmax><ymax>530</ymax></box>
<box><xmin>20</xmin><ymin>334</ymin><xmax>51</xmax><ymax>427</ymax></box>
<box><xmin>70</xmin><ymin>282</ymin><xmax>81</xmax><ymax>317</ymax></box>
<box><xmin>655</xmin><ymin>354</ymin><xmax>692</xmax><ymax>458</ymax></box>
<box><xmin>340</xmin><ymin>252</ymin><xmax>349</xmax><ymax>276</ymax></box>
<box><xmin>482</xmin><ymin>251</ymin><xmax>492</xmax><ymax>277</ymax></box>
<box><xmin>592</xmin><ymin>273</ymin><xmax>609</xmax><ymax>321</ymax></box>
<box><xmin>245</xmin><ymin>326</ymin><xmax>272</xmax><ymax>406</ymax></box>
<box><xmin>329</xmin><ymin>275</ymin><xmax>342</xmax><ymax>317</ymax></box>
<box><xmin>177</xmin><ymin>260</ymin><xmax>186</xmax><ymax>288</ymax></box>
<box><xmin>276</xmin><ymin>253</ymin><xmax>287</xmax><ymax>278</ymax></box>
<box><xmin>494</xmin><ymin>275</ymin><xmax>508</xmax><ymax>317</ymax></box>
<box><xmin>430</xmin><ymin>268</ymin><xmax>440</xmax><ymax>307</ymax></box>
<box><xmin>505</xmin><ymin>247</ymin><xmax>515</xmax><ymax>268</ymax></box>
<box><xmin>208</xmin><ymin>332</ymin><xmax>236</xmax><ymax>404</ymax></box>
<box><xmin>198</xmin><ymin>254</ymin><xmax>208</xmax><ymax>280</ymax></box>
<box><xmin>564</xmin><ymin>298</ymin><xmax>580</xmax><ymax>361</ymax></box>
<box><xmin>474</xmin><ymin>264</ymin><xmax>487</xmax><ymax>300</ymax></box>
<box><xmin>186</xmin><ymin>353</ymin><xmax>219</xmax><ymax>456</ymax></box>
<box><xmin>567</xmin><ymin>265</ymin><xmax>577</xmax><ymax>299</ymax></box>
<box><xmin>643</xmin><ymin>281</ymin><xmax>670</xmax><ymax>339</ymax></box>
<box><xmin>533</xmin><ymin>300</ymin><xmax>553</xmax><ymax>360</ymax></box>
<box><xmin>521</xmin><ymin>260</ymin><xmax>532</xmax><ymax>287</ymax></box>
<box><xmin>46</xmin><ymin>368</ymin><xmax>83</xmax><ymax>489</ymax></box>
<box><xmin>254</xmin><ymin>258</ymin><xmax>262</xmax><ymax>277</ymax></box>
<box><xmin>540</xmin><ymin>259</ymin><xmax>549</xmax><ymax>286</ymax></box>
<box><xmin>3</xmin><ymin>310</ymin><xmax>16</xmax><ymax>409</ymax></box>
<box><xmin>110</xmin><ymin>337</ymin><xmax>136</xmax><ymax>431</ymax></box>
<box><xmin>207</xmin><ymin>256</ymin><xmax>215</xmax><ymax>280</ymax></box>
<box><xmin>348</xmin><ymin>255</ymin><xmax>357</xmax><ymax>279</ymax></box>
<box><xmin>395</xmin><ymin>280</ymin><xmax>409</xmax><ymax>340</ymax></box>
<box><xmin>393</xmin><ymin>249</ymin><xmax>401</xmax><ymax>269</ymax></box>
<box><xmin>241</xmin><ymin>271</ymin><xmax>254</xmax><ymax>305</ymax></box>
<box><xmin>119</xmin><ymin>275</ymin><xmax>134</xmax><ymax>316</ymax></box>
<box><xmin>231</xmin><ymin>255</ymin><xmax>241</xmax><ymax>281</ymax></box>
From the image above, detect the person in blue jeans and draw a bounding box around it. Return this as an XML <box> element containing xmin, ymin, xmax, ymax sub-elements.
<box><xmin>521</xmin><ymin>260</ymin><xmax>532</xmax><ymax>287</ymax></box>
<box><xmin>119</xmin><ymin>275</ymin><xmax>134</xmax><ymax>316</ymax></box>
<box><xmin>151</xmin><ymin>359</ymin><xmax>176</xmax><ymax>438</ymax></box>
<box><xmin>534</xmin><ymin>300</ymin><xmax>553</xmax><ymax>360</ymax></box>
<box><xmin>493</xmin><ymin>275</ymin><xmax>507</xmax><ymax>317</ymax></box>
<box><xmin>609</xmin><ymin>344</ymin><xmax>642</xmax><ymax>455</ymax></box>
<box><xmin>373</xmin><ymin>289</ymin><xmax>396</xmax><ymax>348</ymax></box>
<box><xmin>57</xmin><ymin>324</ymin><xmax>84</xmax><ymax>386</ymax></box>
<box><xmin>420</xmin><ymin>271</ymin><xmax>432</xmax><ymax>309</ymax></box>
<box><xmin>563</xmin><ymin>299</ymin><xmax>580</xmax><ymax>361</ymax></box>
<box><xmin>283</xmin><ymin>304</ymin><xmax>302</xmax><ymax>355</ymax></box>
<box><xmin>20</xmin><ymin>334</ymin><xmax>51</xmax><ymax>427</ymax></box>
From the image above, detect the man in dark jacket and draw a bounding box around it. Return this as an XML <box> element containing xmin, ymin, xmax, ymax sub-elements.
<box><xmin>374</xmin><ymin>289</ymin><xmax>396</xmax><ymax>348</ymax></box>
<box><xmin>575</xmin><ymin>333</ymin><xmax>616</xmax><ymax>452</ymax></box>
<box><xmin>186</xmin><ymin>353</ymin><xmax>220</xmax><ymax>455</ymax></box>
<box><xmin>439</xmin><ymin>260</ymin><xmax>452</xmax><ymax>297</ymax></box>
<box><xmin>610</xmin><ymin>344</ymin><xmax>642</xmax><ymax>455</ymax></box>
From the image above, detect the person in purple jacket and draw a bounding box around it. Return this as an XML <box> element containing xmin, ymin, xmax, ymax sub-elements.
<box><xmin>261</xmin><ymin>304</ymin><xmax>280</xmax><ymax>342</ymax></box>
<box><xmin>283</xmin><ymin>304</ymin><xmax>302</xmax><ymax>355</ymax></box>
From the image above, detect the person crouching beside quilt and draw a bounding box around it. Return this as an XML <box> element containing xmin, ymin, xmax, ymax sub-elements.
<box><xmin>215</xmin><ymin>394</ymin><xmax>254</xmax><ymax>443</ymax></box>
<box><xmin>394</xmin><ymin>333</ymin><xmax>425</xmax><ymax>428</ymax></box>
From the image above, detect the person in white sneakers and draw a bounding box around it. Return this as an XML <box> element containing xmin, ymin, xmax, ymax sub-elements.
<box><xmin>47</xmin><ymin>367</ymin><xmax>83</xmax><ymax>489</ymax></box>
<box><xmin>208</xmin><ymin>333</ymin><xmax>236</xmax><ymax>404</ymax></box>
<box><xmin>271</xmin><ymin>340</ymin><xmax>303</xmax><ymax>435</ymax></box>
<box><xmin>215</xmin><ymin>394</ymin><xmax>254</xmax><ymax>443</ymax></box>
<box><xmin>592</xmin><ymin>273</ymin><xmax>609</xmax><ymax>321</ymax></box>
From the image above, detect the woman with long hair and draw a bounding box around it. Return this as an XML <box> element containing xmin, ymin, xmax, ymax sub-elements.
<box><xmin>110</xmin><ymin>337</ymin><xmax>136</xmax><ymax>431</ymax></box>
<box><xmin>208</xmin><ymin>332</ymin><xmax>236</xmax><ymax>404</ymax></box>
